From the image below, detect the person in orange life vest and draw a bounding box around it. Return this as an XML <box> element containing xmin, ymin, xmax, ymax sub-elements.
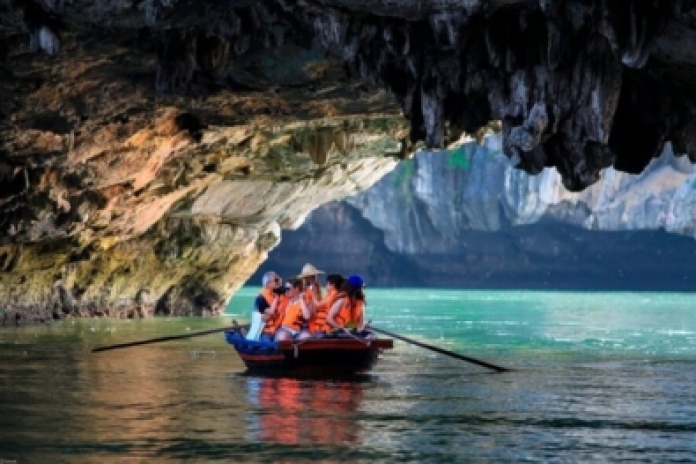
<box><xmin>260</xmin><ymin>283</ymin><xmax>290</xmax><ymax>342</ymax></box>
<box><xmin>326</xmin><ymin>274</ymin><xmax>366</xmax><ymax>331</ymax></box>
<box><xmin>309</xmin><ymin>273</ymin><xmax>345</xmax><ymax>337</ymax></box>
<box><xmin>255</xmin><ymin>271</ymin><xmax>286</xmax><ymax>342</ymax></box>
<box><xmin>296</xmin><ymin>263</ymin><xmax>324</xmax><ymax>308</ymax></box>
<box><xmin>275</xmin><ymin>278</ymin><xmax>312</xmax><ymax>342</ymax></box>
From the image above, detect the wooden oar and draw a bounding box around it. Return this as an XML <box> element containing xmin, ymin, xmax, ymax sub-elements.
<box><xmin>369</xmin><ymin>325</ymin><xmax>509</xmax><ymax>372</ymax></box>
<box><xmin>91</xmin><ymin>323</ymin><xmax>249</xmax><ymax>353</ymax></box>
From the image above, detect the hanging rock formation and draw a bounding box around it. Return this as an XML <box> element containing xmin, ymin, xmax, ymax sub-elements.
<box><xmin>2</xmin><ymin>0</ymin><xmax>696</xmax><ymax>319</ymax></box>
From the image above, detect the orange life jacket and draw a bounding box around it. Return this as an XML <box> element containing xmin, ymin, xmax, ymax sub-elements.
<box><xmin>334</xmin><ymin>296</ymin><xmax>364</xmax><ymax>329</ymax></box>
<box><xmin>260</xmin><ymin>289</ymin><xmax>286</xmax><ymax>335</ymax></box>
<box><xmin>309</xmin><ymin>288</ymin><xmax>338</xmax><ymax>333</ymax></box>
<box><xmin>281</xmin><ymin>299</ymin><xmax>306</xmax><ymax>332</ymax></box>
<box><xmin>304</xmin><ymin>284</ymin><xmax>323</xmax><ymax>305</ymax></box>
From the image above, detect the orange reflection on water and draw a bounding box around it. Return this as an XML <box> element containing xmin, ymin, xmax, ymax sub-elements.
<box><xmin>247</xmin><ymin>377</ymin><xmax>365</xmax><ymax>446</ymax></box>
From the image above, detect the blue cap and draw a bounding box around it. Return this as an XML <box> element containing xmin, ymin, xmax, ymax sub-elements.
<box><xmin>347</xmin><ymin>274</ymin><xmax>364</xmax><ymax>288</ymax></box>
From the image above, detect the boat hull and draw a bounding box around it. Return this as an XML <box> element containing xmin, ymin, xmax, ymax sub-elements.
<box><xmin>225</xmin><ymin>331</ymin><xmax>393</xmax><ymax>377</ymax></box>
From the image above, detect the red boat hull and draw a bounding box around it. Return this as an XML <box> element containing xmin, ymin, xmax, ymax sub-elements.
<box><xmin>225</xmin><ymin>332</ymin><xmax>393</xmax><ymax>377</ymax></box>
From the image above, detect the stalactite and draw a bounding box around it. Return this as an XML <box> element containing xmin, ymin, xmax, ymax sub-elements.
<box><xmin>2</xmin><ymin>0</ymin><xmax>696</xmax><ymax>195</ymax></box>
<box><xmin>37</xmin><ymin>0</ymin><xmax>69</xmax><ymax>13</ymax></box>
<box><xmin>196</xmin><ymin>35</ymin><xmax>230</xmax><ymax>73</ymax></box>
<box><xmin>233</xmin><ymin>35</ymin><xmax>250</xmax><ymax>55</ymax></box>
<box><xmin>155</xmin><ymin>30</ymin><xmax>196</xmax><ymax>93</ymax></box>
<box><xmin>37</xmin><ymin>25</ymin><xmax>59</xmax><ymax>55</ymax></box>
<box><xmin>260</xmin><ymin>0</ymin><xmax>688</xmax><ymax>190</ymax></box>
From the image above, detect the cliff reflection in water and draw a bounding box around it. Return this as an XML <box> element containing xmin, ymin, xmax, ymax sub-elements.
<box><xmin>245</xmin><ymin>377</ymin><xmax>364</xmax><ymax>446</ymax></box>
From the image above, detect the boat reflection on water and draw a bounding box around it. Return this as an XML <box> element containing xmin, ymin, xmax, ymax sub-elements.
<box><xmin>244</xmin><ymin>376</ymin><xmax>366</xmax><ymax>446</ymax></box>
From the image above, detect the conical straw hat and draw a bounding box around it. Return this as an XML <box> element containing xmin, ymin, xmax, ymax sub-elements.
<box><xmin>296</xmin><ymin>263</ymin><xmax>325</xmax><ymax>278</ymax></box>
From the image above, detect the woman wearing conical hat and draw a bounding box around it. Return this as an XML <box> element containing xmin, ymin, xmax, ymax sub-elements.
<box><xmin>296</xmin><ymin>263</ymin><xmax>324</xmax><ymax>305</ymax></box>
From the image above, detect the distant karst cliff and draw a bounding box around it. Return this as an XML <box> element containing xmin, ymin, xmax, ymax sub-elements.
<box><xmin>4</xmin><ymin>1</ymin><xmax>696</xmax><ymax>319</ymax></box>
<box><xmin>261</xmin><ymin>136</ymin><xmax>696</xmax><ymax>290</ymax></box>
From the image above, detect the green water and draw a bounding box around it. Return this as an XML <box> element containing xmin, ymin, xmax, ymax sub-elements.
<box><xmin>1</xmin><ymin>289</ymin><xmax>695</xmax><ymax>462</ymax></box>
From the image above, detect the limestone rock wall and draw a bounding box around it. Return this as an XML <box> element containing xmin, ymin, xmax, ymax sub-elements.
<box><xmin>346</xmin><ymin>137</ymin><xmax>696</xmax><ymax>256</ymax></box>
<box><xmin>262</xmin><ymin>136</ymin><xmax>696</xmax><ymax>289</ymax></box>
<box><xmin>0</xmin><ymin>116</ymin><xmax>406</xmax><ymax>322</ymax></box>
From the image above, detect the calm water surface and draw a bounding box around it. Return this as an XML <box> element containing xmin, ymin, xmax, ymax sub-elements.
<box><xmin>1</xmin><ymin>289</ymin><xmax>695</xmax><ymax>462</ymax></box>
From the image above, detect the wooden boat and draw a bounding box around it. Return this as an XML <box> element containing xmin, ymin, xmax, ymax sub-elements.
<box><xmin>224</xmin><ymin>329</ymin><xmax>393</xmax><ymax>377</ymax></box>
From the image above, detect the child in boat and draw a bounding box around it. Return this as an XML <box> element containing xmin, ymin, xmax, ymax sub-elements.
<box><xmin>275</xmin><ymin>278</ymin><xmax>312</xmax><ymax>342</ymax></box>
<box><xmin>325</xmin><ymin>274</ymin><xmax>366</xmax><ymax>333</ymax></box>
<box><xmin>308</xmin><ymin>273</ymin><xmax>345</xmax><ymax>337</ymax></box>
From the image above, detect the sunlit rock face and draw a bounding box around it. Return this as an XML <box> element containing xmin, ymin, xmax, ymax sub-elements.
<box><xmin>349</xmin><ymin>137</ymin><xmax>696</xmax><ymax>256</ymax></box>
<box><xmin>3</xmin><ymin>0</ymin><xmax>696</xmax><ymax>318</ymax></box>
<box><xmin>263</xmin><ymin>136</ymin><xmax>696</xmax><ymax>289</ymax></box>
<box><xmin>0</xmin><ymin>114</ymin><xmax>405</xmax><ymax>321</ymax></box>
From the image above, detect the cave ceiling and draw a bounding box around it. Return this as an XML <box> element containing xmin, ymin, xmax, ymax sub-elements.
<box><xmin>2</xmin><ymin>1</ymin><xmax>696</xmax><ymax>193</ymax></box>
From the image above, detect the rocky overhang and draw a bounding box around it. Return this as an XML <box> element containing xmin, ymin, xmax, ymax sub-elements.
<box><xmin>2</xmin><ymin>0</ymin><xmax>696</xmax><ymax>321</ymax></box>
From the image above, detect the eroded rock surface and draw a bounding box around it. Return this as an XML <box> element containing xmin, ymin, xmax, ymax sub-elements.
<box><xmin>3</xmin><ymin>0</ymin><xmax>696</xmax><ymax>319</ymax></box>
<box><xmin>0</xmin><ymin>114</ymin><xmax>405</xmax><ymax>321</ymax></box>
<box><xmin>348</xmin><ymin>138</ymin><xmax>696</xmax><ymax>251</ymax></box>
<box><xmin>263</xmin><ymin>137</ymin><xmax>696</xmax><ymax>290</ymax></box>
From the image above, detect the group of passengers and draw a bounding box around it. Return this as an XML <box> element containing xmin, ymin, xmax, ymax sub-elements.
<box><xmin>248</xmin><ymin>263</ymin><xmax>367</xmax><ymax>342</ymax></box>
